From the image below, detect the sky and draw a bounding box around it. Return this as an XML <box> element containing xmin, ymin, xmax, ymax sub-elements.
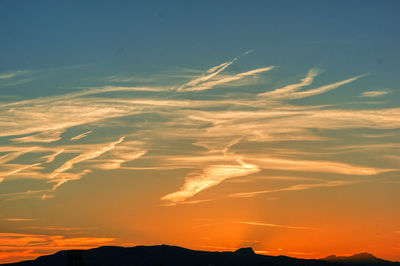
<box><xmin>0</xmin><ymin>0</ymin><xmax>400</xmax><ymax>263</ymax></box>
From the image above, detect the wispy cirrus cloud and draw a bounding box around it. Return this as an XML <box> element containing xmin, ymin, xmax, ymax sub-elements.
<box><xmin>180</xmin><ymin>66</ymin><xmax>276</xmax><ymax>92</ymax></box>
<box><xmin>0</xmin><ymin>137</ymin><xmax>145</xmax><ymax>198</ymax></box>
<box><xmin>360</xmin><ymin>90</ymin><xmax>391</xmax><ymax>98</ymax></box>
<box><xmin>0</xmin><ymin>98</ymin><xmax>134</xmax><ymax>138</ymax></box>
<box><xmin>286</xmin><ymin>74</ymin><xmax>367</xmax><ymax>100</ymax></box>
<box><xmin>249</xmin><ymin>156</ymin><xmax>389</xmax><ymax>175</ymax></box>
<box><xmin>0</xmin><ymin>147</ymin><xmax>38</xmax><ymax>165</ymax></box>
<box><xmin>230</xmin><ymin>180</ymin><xmax>356</xmax><ymax>198</ymax></box>
<box><xmin>237</xmin><ymin>221</ymin><xmax>312</xmax><ymax>230</ymax></box>
<box><xmin>0</xmin><ymin>51</ymin><xmax>398</xmax><ymax>205</ymax></box>
<box><xmin>0</xmin><ymin>189</ymin><xmax>53</xmax><ymax>201</ymax></box>
<box><xmin>0</xmin><ymin>70</ymin><xmax>37</xmax><ymax>88</ymax></box>
<box><xmin>94</xmin><ymin>150</ymin><xmax>146</xmax><ymax>170</ymax></box>
<box><xmin>259</xmin><ymin>72</ymin><xmax>367</xmax><ymax>100</ymax></box>
<box><xmin>161</xmin><ymin>198</ymin><xmax>214</xmax><ymax>207</ymax></box>
<box><xmin>48</xmin><ymin>136</ymin><xmax>126</xmax><ymax>187</ymax></box>
<box><xmin>176</xmin><ymin>52</ymin><xmax>243</xmax><ymax>91</ymax></box>
<box><xmin>259</xmin><ymin>68</ymin><xmax>320</xmax><ymax>98</ymax></box>
<box><xmin>11</xmin><ymin>129</ymin><xmax>65</xmax><ymax>143</ymax></box>
<box><xmin>161</xmin><ymin>158</ymin><xmax>260</xmax><ymax>203</ymax></box>
<box><xmin>41</xmin><ymin>149</ymin><xmax>64</xmax><ymax>163</ymax></box>
<box><xmin>0</xmin><ymin>70</ymin><xmax>31</xmax><ymax>80</ymax></box>
<box><xmin>21</xmin><ymin>226</ymin><xmax>96</xmax><ymax>232</ymax></box>
<box><xmin>0</xmin><ymin>163</ymin><xmax>41</xmax><ymax>180</ymax></box>
<box><xmin>4</xmin><ymin>218</ymin><xmax>35</xmax><ymax>222</ymax></box>
<box><xmin>70</xmin><ymin>130</ymin><xmax>92</xmax><ymax>141</ymax></box>
<box><xmin>175</xmin><ymin>50</ymin><xmax>276</xmax><ymax>92</ymax></box>
<box><xmin>0</xmin><ymin>232</ymin><xmax>116</xmax><ymax>263</ymax></box>
<box><xmin>161</xmin><ymin>152</ymin><xmax>390</xmax><ymax>176</ymax></box>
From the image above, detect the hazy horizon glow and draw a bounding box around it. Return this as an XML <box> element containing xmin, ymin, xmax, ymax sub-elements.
<box><xmin>0</xmin><ymin>1</ymin><xmax>399</xmax><ymax>263</ymax></box>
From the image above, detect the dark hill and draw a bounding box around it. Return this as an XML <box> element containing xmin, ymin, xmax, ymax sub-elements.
<box><xmin>1</xmin><ymin>245</ymin><xmax>399</xmax><ymax>266</ymax></box>
<box><xmin>322</xmin><ymin>252</ymin><xmax>396</xmax><ymax>265</ymax></box>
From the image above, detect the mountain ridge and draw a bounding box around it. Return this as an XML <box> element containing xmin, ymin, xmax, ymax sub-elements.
<box><xmin>2</xmin><ymin>245</ymin><xmax>399</xmax><ymax>266</ymax></box>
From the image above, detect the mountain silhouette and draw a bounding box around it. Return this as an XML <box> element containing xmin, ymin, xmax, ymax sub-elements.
<box><xmin>322</xmin><ymin>252</ymin><xmax>396</xmax><ymax>265</ymax></box>
<box><xmin>1</xmin><ymin>245</ymin><xmax>399</xmax><ymax>266</ymax></box>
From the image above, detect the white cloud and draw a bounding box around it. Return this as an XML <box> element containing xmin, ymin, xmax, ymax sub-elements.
<box><xmin>180</xmin><ymin>66</ymin><xmax>275</xmax><ymax>92</ymax></box>
<box><xmin>260</xmin><ymin>73</ymin><xmax>366</xmax><ymax>100</ymax></box>
<box><xmin>230</xmin><ymin>180</ymin><xmax>356</xmax><ymax>198</ymax></box>
<box><xmin>0</xmin><ymin>147</ymin><xmax>38</xmax><ymax>164</ymax></box>
<box><xmin>4</xmin><ymin>218</ymin><xmax>35</xmax><ymax>222</ymax></box>
<box><xmin>259</xmin><ymin>68</ymin><xmax>320</xmax><ymax>97</ymax></box>
<box><xmin>41</xmin><ymin>149</ymin><xmax>65</xmax><ymax>163</ymax></box>
<box><xmin>161</xmin><ymin>158</ymin><xmax>260</xmax><ymax>203</ymax></box>
<box><xmin>360</xmin><ymin>90</ymin><xmax>391</xmax><ymax>97</ymax></box>
<box><xmin>249</xmin><ymin>156</ymin><xmax>389</xmax><ymax>175</ymax></box>
<box><xmin>0</xmin><ymin>70</ymin><xmax>31</xmax><ymax>80</ymax></box>
<box><xmin>1</xmin><ymin>163</ymin><xmax>41</xmax><ymax>179</ymax></box>
<box><xmin>70</xmin><ymin>130</ymin><xmax>92</xmax><ymax>141</ymax></box>
<box><xmin>0</xmin><ymin>54</ymin><xmax>398</xmax><ymax>204</ymax></box>
<box><xmin>237</xmin><ymin>221</ymin><xmax>312</xmax><ymax>230</ymax></box>
<box><xmin>176</xmin><ymin>53</ymin><xmax>241</xmax><ymax>91</ymax></box>
<box><xmin>11</xmin><ymin>129</ymin><xmax>65</xmax><ymax>143</ymax></box>
<box><xmin>48</xmin><ymin>137</ymin><xmax>125</xmax><ymax>185</ymax></box>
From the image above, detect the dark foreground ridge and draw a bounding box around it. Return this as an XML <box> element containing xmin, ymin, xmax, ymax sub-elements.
<box><xmin>2</xmin><ymin>245</ymin><xmax>399</xmax><ymax>266</ymax></box>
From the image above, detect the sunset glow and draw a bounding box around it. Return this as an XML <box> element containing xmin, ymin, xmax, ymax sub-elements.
<box><xmin>0</xmin><ymin>1</ymin><xmax>399</xmax><ymax>264</ymax></box>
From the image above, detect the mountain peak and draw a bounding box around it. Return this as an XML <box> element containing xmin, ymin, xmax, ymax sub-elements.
<box><xmin>351</xmin><ymin>252</ymin><xmax>378</xmax><ymax>259</ymax></box>
<box><xmin>323</xmin><ymin>252</ymin><xmax>383</xmax><ymax>262</ymax></box>
<box><xmin>234</xmin><ymin>247</ymin><xmax>255</xmax><ymax>255</ymax></box>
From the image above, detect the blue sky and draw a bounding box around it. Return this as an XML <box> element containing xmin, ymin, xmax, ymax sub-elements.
<box><xmin>1</xmin><ymin>1</ymin><xmax>399</xmax><ymax>70</ymax></box>
<box><xmin>1</xmin><ymin>1</ymin><xmax>399</xmax><ymax>104</ymax></box>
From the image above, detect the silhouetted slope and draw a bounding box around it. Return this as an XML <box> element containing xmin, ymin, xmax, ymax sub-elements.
<box><xmin>2</xmin><ymin>245</ymin><xmax>399</xmax><ymax>266</ymax></box>
<box><xmin>322</xmin><ymin>252</ymin><xmax>397</xmax><ymax>265</ymax></box>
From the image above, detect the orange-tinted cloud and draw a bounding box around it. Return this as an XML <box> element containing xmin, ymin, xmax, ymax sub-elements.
<box><xmin>162</xmin><ymin>158</ymin><xmax>260</xmax><ymax>203</ymax></box>
<box><xmin>0</xmin><ymin>232</ymin><xmax>116</xmax><ymax>264</ymax></box>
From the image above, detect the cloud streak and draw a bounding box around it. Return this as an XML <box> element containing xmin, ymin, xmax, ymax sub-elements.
<box><xmin>161</xmin><ymin>158</ymin><xmax>260</xmax><ymax>203</ymax></box>
<box><xmin>70</xmin><ymin>130</ymin><xmax>92</xmax><ymax>141</ymax></box>
<box><xmin>360</xmin><ymin>90</ymin><xmax>391</xmax><ymax>97</ymax></box>
<box><xmin>179</xmin><ymin>66</ymin><xmax>275</xmax><ymax>92</ymax></box>
<box><xmin>0</xmin><ymin>70</ymin><xmax>31</xmax><ymax>80</ymax></box>
<box><xmin>259</xmin><ymin>68</ymin><xmax>320</xmax><ymax>97</ymax></box>
<box><xmin>0</xmin><ymin>53</ymin><xmax>398</xmax><ymax>205</ymax></box>
<box><xmin>260</xmin><ymin>72</ymin><xmax>367</xmax><ymax>100</ymax></box>
<box><xmin>237</xmin><ymin>221</ymin><xmax>312</xmax><ymax>230</ymax></box>
<box><xmin>11</xmin><ymin>129</ymin><xmax>65</xmax><ymax>143</ymax></box>
<box><xmin>4</xmin><ymin>218</ymin><xmax>35</xmax><ymax>222</ymax></box>
<box><xmin>0</xmin><ymin>232</ymin><xmax>115</xmax><ymax>263</ymax></box>
<box><xmin>176</xmin><ymin>51</ymin><xmax>253</xmax><ymax>91</ymax></box>
<box><xmin>48</xmin><ymin>137</ymin><xmax>125</xmax><ymax>188</ymax></box>
<box><xmin>230</xmin><ymin>180</ymin><xmax>356</xmax><ymax>198</ymax></box>
<box><xmin>250</xmin><ymin>156</ymin><xmax>389</xmax><ymax>175</ymax></box>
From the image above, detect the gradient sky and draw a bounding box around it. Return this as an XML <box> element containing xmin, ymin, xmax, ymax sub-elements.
<box><xmin>1</xmin><ymin>0</ymin><xmax>400</xmax><ymax>263</ymax></box>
